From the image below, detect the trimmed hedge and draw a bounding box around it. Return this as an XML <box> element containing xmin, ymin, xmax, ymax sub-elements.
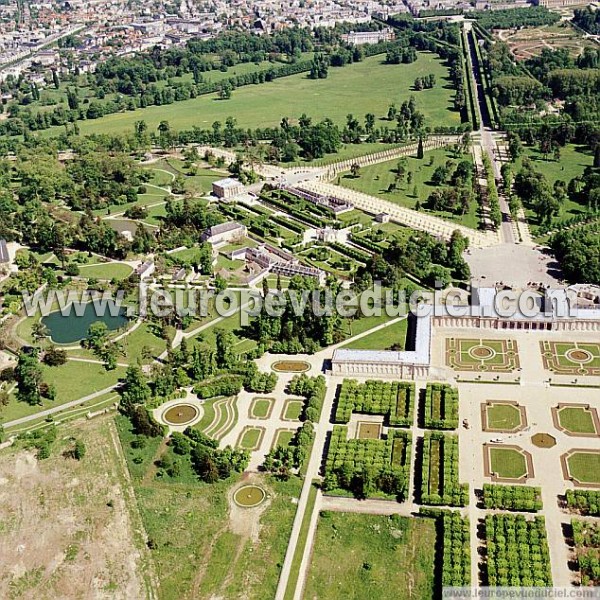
<box><xmin>572</xmin><ymin>519</ymin><xmax>600</xmax><ymax>586</ymax></box>
<box><xmin>421</xmin><ymin>431</ymin><xmax>469</xmax><ymax>507</ymax></box>
<box><xmin>193</xmin><ymin>375</ymin><xmax>244</xmax><ymax>399</ymax></box>
<box><xmin>335</xmin><ymin>379</ymin><xmax>415</xmax><ymax>427</ymax></box>
<box><xmin>419</xmin><ymin>508</ymin><xmax>471</xmax><ymax>587</ymax></box>
<box><xmin>323</xmin><ymin>425</ymin><xmax>412</xmax><ymax>500</ymax></box>
<box><xmin>566</xmin><ymin>490</ymin><xmax>600</xmax><ymax>517</ymax></box>
<box><xmin>485</xmin><ymin>514</ymin><xmax>552</xmax><ymax>587</ymax></box>
<box><xmin>423</xmin><ymin>383</ymin><xmax>459</xmax><ymax>429</ymax></box>
<box><xmin>482</xmin><ymin>484</ymin><xmax>542</xmax><ymax>512</ymax></box>
<box><xmin>287</xmin><ymin>374</ymin><xmax>326</xmax><ymax>424</ymax></box>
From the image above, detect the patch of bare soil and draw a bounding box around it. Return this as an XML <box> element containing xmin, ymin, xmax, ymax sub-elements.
<box><xmin>0</xmin><ymin>417</ymin><xmax>148</xmax><ymax>599</ymax></box>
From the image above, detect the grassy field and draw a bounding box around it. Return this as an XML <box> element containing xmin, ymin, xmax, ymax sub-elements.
<box><xmin>305</xmin><ymin>512</ymin><xmax>436</xmax><ymax>599</ymax></box>
<box><xmin>338</xmin><ymin>147</ymin><xmax>479</xmax><ymax>229</ymax></box>
<box><xmin>56</xmin><ymin>53</ymin><xmax>459</xmax><ymax>137</ymax></box>
<box><xmin>515</xmin><ymin>144</ymin><xmax>594</xmax><ymax>230</ymax></box>
<box><xmin>3</xmin><ymin>362</ymin><xmax>125</xmax><ymax>423</ymax></box>
<box><xmin>341</xmin><ymin>317</ymin><xmax>408</xmax><ymax>351</ymax></box>
<box><xmin>77</xmin><ymin>262</ymin><xmax>133</xmax><ymax>280</ymax></box>
<box><xmin>115</xmin><ymin>413</ymin><xmax>303</xmax><ymax>598</ymax></box>
<box><xmin>119</xmin><ymin>322</ymin><xmax>167</xmax><ymax>364</ymax></box>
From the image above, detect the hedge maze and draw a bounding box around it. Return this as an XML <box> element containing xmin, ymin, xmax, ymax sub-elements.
<box><xmin>420</xmin><ymin>432</ymin><xmax>469</xmax><ymax>507</ymax></box>
<box><xmin>323</xmin><ymin>425</ymin><xmax>412</xmax><ymax>500</ymax></box>
<box><xmin>423</xmin><ymin>383</ymin><xmax>459</xmax><ymax>430</ymax></box>
<box><xmin>445</xmin><ymin>338</ymin><xmax>520</xmax><ymax>373</ymax></box>
<box><xmin>334</xmin><ymin>379</ymin><xmax>415</xmax><ymax>426</ymax></box>
<box><xmin>482</xmin><ymin>484</ymin><xmax>543</xmax><ymax>512</ymax></box>
<box><xmin>571</xmin><ymin>519</ymin><xmax>600</xmax><ymax>586</ymax></box>
<box><xmin>540</xmin><ymin>341</ymin><xmax>600</xmax><ymax>377</ymax></box>
<box><xmin>484</xmin><ymin>514</ymin><xmax>552</xmax><ymax>587</ymax></box>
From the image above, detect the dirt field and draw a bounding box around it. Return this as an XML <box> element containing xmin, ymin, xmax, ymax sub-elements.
<box><xmin>496</xmin><ymin>23</ymin><xmax>596</xmax><ymax>60</ymax></box>
<box><xmin>0</xmin><ymin>417</ymin><xmax>154</xmax><ymax>599</ymax></box>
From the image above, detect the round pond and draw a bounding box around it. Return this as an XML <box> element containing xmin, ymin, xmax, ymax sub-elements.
<box><xmin>41</xmin><ymin>302</ymin><xmax>129</xmax><ymax>344</ymax></box>
<box><xmin>233</xmin><ymin>485</ymin><xmax>266</xmax><ymax>508</ymax></box>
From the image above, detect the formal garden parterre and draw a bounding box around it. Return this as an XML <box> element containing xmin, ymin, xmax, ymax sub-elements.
<box><xmin>446</xmin><ymin>338</ymin><xmax>520</xmax><ymax>372</ymax></box>
<box><xmin>540</xmin><ymin>341</ymin><xmax>600</xmax><ymax>377</ymax></box>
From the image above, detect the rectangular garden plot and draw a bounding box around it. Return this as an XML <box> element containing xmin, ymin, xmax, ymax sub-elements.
<box><xmin>335</xmin><ymin>379</ymin><xmax>415</xmax><ymax>426</ymax></box>
<box><xmin>422</xmin><ymin>383</ymin><xmax>459</xmax><ymax>429</ymax></box>
<box><xmin>420</xmin><ymin>432</ymin><xmax>469</xmax><ymax>506</ymax></box>
<box><xmin>324</xmin><ymin>425</ymin><xmax>412</xmax><ymax>500</ymax></box>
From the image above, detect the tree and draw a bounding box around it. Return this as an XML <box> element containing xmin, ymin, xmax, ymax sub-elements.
<box><xmin>15</xmin><ymin>349</ymin><xmax>44</xmax><ymax>405</ymax></box>
<box><xmin>73</xmin><ymin>439</ymin><xmax>86</xmax><ymax>460</ymax></box>
<box><xmin>42</xmin><ymin>346</ymin><xmax>67</xmax><ymax>366</ymax></box>
<box><xmin>215</xmin><ymin>328</ymin><xmax>235</xmax><ymax>369</ymax></box>
<box><xmin>84</xmin><ymin>321</ymin><xmax>109</xmax><ymax>352</ymax></box>
<box><xmin>120</xmin><ymin>364</ymin><xmax>151</xmax><ymax>410</ymax></box>
<box><xmin>350</xmin><ymin>163</ymin><xmax>360</xmax><ymax>178</ymax></box>
<box><xmin>417</xmin><ymin>137</ymin><xmax>424</xmax><ymax>159</ymax></box>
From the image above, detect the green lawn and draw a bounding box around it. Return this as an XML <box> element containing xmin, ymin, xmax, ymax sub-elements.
<box><xmin>119</xmin><ymin>322</ymin><xmax>167</xmax><ymax>364</ymax></box>
<box><xmin>3</xmin><ymin>362</ymin><xmax>125</xmax><ymax>423</ymax></box>
<box><xmin>517</xmin><ymin>144</ymin><xmax>594</xmax><ymax>187</ymax></box>
<box><xmin>283</xmin><ymin>142</ymin><xmax>404</xmax><ymax>168</ymax></box>
<box><xmin>123</xmin><ymin>451</ymin><xmax>302</xmax><ymax>600</ymax></box>
<box><xmin>338</xmin><ymin>147</ymin><xmax>479</xmax><ymax>229</ymax></box>
<box><xmin>341</xmin><ymin>318</ymin><xmax>408</xmax><ymax>351</ymax></box>
<box><xmin>237</xmin><ymin>426</ymin><xmax>263</xmax><ymax>450</ymax></box>
<box><xmin>515</xmin><ymin>144</ymin><xmax>594</xmax><ymax>231</ymax></box>
<box><xmin>273</xmin><ymin>429</ymin><xmax>295</xmax><ymax>449</ymax></box>
<box><xmin>77</xmin><ymin>262</ymin><xmax>133</xmax><ymax>280</ymax></box>
<box><xmin>489</xmin><ymin>448</ymin><xmax>528</xmax><ymax>479</ymax></box>
<box><xmin>283</xmin><ymin>399</ymin><xmax>304</xmax><ymax>421</ymax></box>
<box><xmin>284</xmin><ymin>482</ymin><xmax>319</xmax><ymax>600</ymax></box>
<box><xmin>558</xmin><ymin>407</ymin><xmax>597</xmax><ymax>435</ymax></box>
<box><xmin>567</xmin><ymin>452</ymin><xmax>600</xmax><ymax>484</ymax></box>
<box><xmin>250</xmin><ymin>398</ymin><xmax>273</xmax><ymax>419</ymax></box>
<box><xmin>56</xmin><ymin>53</ymin><xmax>459</xmax><ymax>137</ymax></box>
<box><xmin>305</xmin><ymin>512</ymin><xmax>436</xmax><ymax>600</ymax></box>
<box><xmin>486</xmin><ymin>403</ymin><xmax>523</xmax><ymax>431</ymax></box>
